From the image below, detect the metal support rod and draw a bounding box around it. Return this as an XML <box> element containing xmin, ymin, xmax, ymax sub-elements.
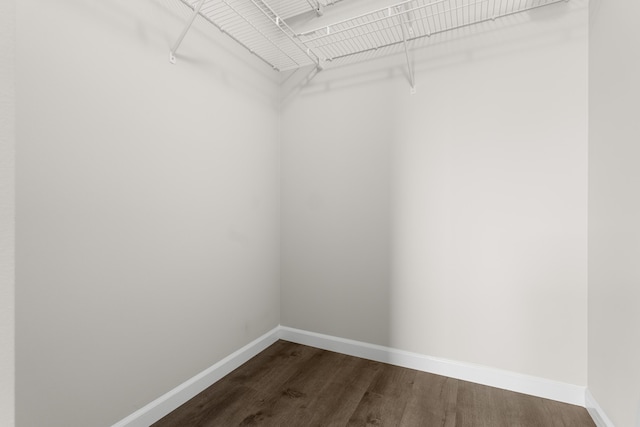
<box><xmin>170</xmin><ymin>0</ymin><xmax>207</xmax><ymax>64</ymax></box>
<box><xmin>300</xmin><ymin>0</ymin><xmax>449</xmax><ymax>39</ymax></box>
<box><xmin>305</xmin><ymin>0</ymin><xmax>563</xmax><ymax>61</ymax></box>
<box><xmin>397</xmin><ymin>7</ymin><xmax>415</xmax><ymax>92</ymax></box>
<box><xmin>305</xmin><ymin>0</ymin><xmax>323</xmax><ymax>15</ymax></box>
<box><xmin>247</xmin><ymin>0</ymin><xmax>321</xmax><ymax>67</ymax></box>
<box><xmin>222</xmin><ymin>0</ymin><xmax>300</xmax><ymax>68</ymax></box>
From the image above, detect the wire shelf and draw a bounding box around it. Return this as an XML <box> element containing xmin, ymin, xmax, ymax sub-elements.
<box><xmin>299</xmin><ymin>0</ymin><xmax>565</xmax><ymax>61</ymax></box>
<box><xmin>269</xmin><ymin>0</ymin><xmax>322</xmax><ymax>20</ymax></box>
<box><xmin>179</xmin><ymin>0</ymin><xmax>319</xmax><ymax>71</ymax></box>
<box><xmin>175</xmin><ymin>0</ymin><xmax>565</xmax><ymax>72</ymax></box>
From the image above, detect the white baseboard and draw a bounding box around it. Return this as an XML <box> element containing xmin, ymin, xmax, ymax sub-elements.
<box><xmin>111</xmin><ymin>326</ymin><xmax>281</xmax><ymax>427</ymax></box>
<box><xmin>278</xmin><ymin>326</ymin><xmax>586</xmax><ymax>407</ymax></box>
<box><xmin>113</xmin><ymin>325</ymin><xmax>592</xmax><ymax>426</ymax></box>
<box><xmin>585</xmin><ymin>388</ymin><xmax>616</xmax><ymax>427</ymax></box>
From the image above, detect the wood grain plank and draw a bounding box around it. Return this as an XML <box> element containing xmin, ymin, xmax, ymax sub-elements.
<box><xmin>346</xmin><ymin>363</ymin><xmax>417</xmax><ymax>426</ymax></box>
<box><xmin>542</xmin><ymin>398</ymin><xmax>597</xmax><ymax>427</ymax></box>
<box><xmin>455</xmin><ymin>381</ymin><xmax>514</xmax><ymax>427</ymax></box>
<box><xmin>153</xmin><ymin>341</ymin><xmax>596</xmax><ymax>427</ymax></box>
<box><xmin>152</xmin><ymin>341</ymin><xmax>317</xmax><ymax>426</ymax></box>
<box><xmin>399</xmin><ymin>371</ymin><xmax>458</xmax><ymax>427</ymax></box>
<box><xmin>303</xmin><ymin>357</ymin><xmax>382</xmax><ymax>427</ymax></box>
<box><xmin>492</xmin><ymin>388</ymin><xmax>550</xmax><ymax>427</ymax></box>
<box><xmin>253</xmin><ymin>346</ymin><xmax>349</xmax><ymax>425</ymax></box>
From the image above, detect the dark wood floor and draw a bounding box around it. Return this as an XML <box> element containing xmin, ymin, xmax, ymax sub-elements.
<box><xmin>153</xmin><ymin>340</ymin><xmax>595</xmax><ymax>427</ymax></box>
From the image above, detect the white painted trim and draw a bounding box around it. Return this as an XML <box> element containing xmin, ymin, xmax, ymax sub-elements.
<box><xmin>113</xmin><ymin>325</ymin><xmax>592</xmax><ymax>426</ymax></box>
<box><xmin>111</xmin><ymin>326</ymin><xmax>281</xmax><ymax>427</ymax></box>
<box><xmin>278</xmin><ymin>326</ymin><xmax>586</xmax><ymax>407</ymax></box>
<box><xmin>585</xmin><ymin>388</ymin><xmax>616</xmax><ymax>427</ymax></box>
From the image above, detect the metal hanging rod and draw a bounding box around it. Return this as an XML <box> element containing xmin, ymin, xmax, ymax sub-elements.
<box><xmin>172</xmin><ymin>0</ymin><xmax>323</xmax><ymax>70</ymax></box>
<box><xmin>296</xmin><ymin>0</ymin><xmax>567</xmax><ymax>91</ymax></box>
<box><xmin>305</xmin><ymin>0</ymin><xmax>324</xmax><ymax>15</ymax></box>
<box><xmin>221</xmin><ymin>0</ymin><xmax>301</xmax><ymax>68</ymax></box>
<box><xmin>298</xmin><ymin>0</ymin><xmax>566</xmax><ymax>60</ymax></box>
<box><xmin>246</xmin><ymin>0</ymin><xmax>321</xmax><ymax>67</ymax></box>
<box><xmin>169</xmin><ymin>0</ymin><xmax>568</xmax><ymax>90</ymax></box>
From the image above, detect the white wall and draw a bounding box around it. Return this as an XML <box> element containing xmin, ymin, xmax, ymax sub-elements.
<box><xmin>588</xmin><ymin>1</ymin><xmax>640</xmax><ymax>426</ymax></box>
<box><xmin>15</xmin><ymin>1</ymin><xmax>280</xmax><ymax>426</ymax></box>
<box><xmin>18</xmin><ymin>0</ymin><xmax>638</xmax><ymax>425</ymax></box>
<box><xmin>281</xmin><ymin>0</ymin><xmax>588</xmax><ymax>385</ymax></box>
<box><xmin>0</xmin><ymin>0</ymin><xmax>16</xmax><ymax>426</ymax></box>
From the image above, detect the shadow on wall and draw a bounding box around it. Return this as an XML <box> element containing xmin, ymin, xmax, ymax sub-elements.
<box><xmin>280</xmin><ymin>0</ymin><xmax>586</xmax><ymax>104</ymax></box>
<box><xmin>59</xmin><ymin>0</ymin><xmax>280</xmax><ymax>108</ymax></box>
<box><xmin>280</xmin><ymin>0</ymin><xmax>587</xmax><ymax>384</ymax></box>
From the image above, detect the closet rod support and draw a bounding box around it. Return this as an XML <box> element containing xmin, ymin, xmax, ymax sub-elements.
<box><xmin>306</xmin><ymin>0</ymin><xmax>324</xmax><ymax>15</ymax></box>
<box><xmin>397</xmin><ymin>7</ymin><xmax>416</xmax><ymax>93</ymax></box>
<box><xmin>170</xmin><ymin>0</ymin><xmax>207</xmax><ymax>64</ymax></box>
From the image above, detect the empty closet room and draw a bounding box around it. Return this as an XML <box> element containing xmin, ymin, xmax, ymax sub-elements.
<box><xmin>2</xmin><ymin>0</ymin><xmax>639</xmax><ymax>426</ymax></box>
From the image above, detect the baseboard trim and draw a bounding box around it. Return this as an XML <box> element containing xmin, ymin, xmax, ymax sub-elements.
<box><xmin>585</xmin><ymin>388</ymin><xmax>615</xmax><ymax>427</ymax></box>
<box><xmin>113</xmin><ymin>325</ymin><xmax>591</xmax><ymax>426</ymax></box>
<box><xmin>278</xmin><ymin>326</ymin><xmax>586</xmax><ymax>407</ymax></box>
<box><xmin>111</xmin><ymin>326</ymin><xmax>281</xmax><ymax>427</ymax></box>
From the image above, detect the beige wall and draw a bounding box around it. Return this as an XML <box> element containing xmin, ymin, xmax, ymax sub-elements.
<box><xmin>1</xmin><ymin>0</ymin><xmax>16</xmax><ymax>426</ymax></box>
<box><xmin>281</xmin><ymin>0</ymin><xmax>589</xmax><ymax>385</ymax></box>
<box><xmin>16</xmin><ymin>0</ymin><xmax>640</xmax><ymax>425</ymax></box>
<box><xmin>588</xmin><ymin>1</ymin><xmax>640</xmax><ymax>426</ymax></box>
<box><xmin>15</xmin><ymin>1</ymin><xmax>281</xmax><ymax>426</ymax></box>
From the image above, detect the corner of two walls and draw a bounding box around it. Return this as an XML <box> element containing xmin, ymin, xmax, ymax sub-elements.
<box><xmin>280</xmin><ymin>0</ymin><xmax>589</xmax><ymax>387</ymax></box>
<box><xmin>16</xmin><ymin>1</ymin><xmax>281</xmax><ymax>426</ymax></box>
<box><xmin>13</xmin><ymin>0</ymin><xmax>602</xmax><ymax>425</ymax></box>
<box><xmin>588</xmin><ymin>1</ymin><xmax>640</xmax><ymax>426</ymax></box>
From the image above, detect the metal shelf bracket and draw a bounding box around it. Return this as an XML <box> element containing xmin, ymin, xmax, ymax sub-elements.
<box><xmin>396</xmin><ymin>6</ymin><xmax>416</xmax><ymax>93</ymax></box>
<box><xmin>170</xmin><ymin>0</ymin><xmax>208</xmax><ymax>64</ymax></box>
<box><xmin>167</xmin><ymin>0</ymin><xmax>566</xmax><ymax>94</ymax></box>
<box><xmin>307</xmin><ymin>0</ymin><xmax>324</xmax><ymax>16</ymax></box>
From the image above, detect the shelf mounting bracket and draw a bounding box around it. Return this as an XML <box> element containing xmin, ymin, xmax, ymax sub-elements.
<box><xmin>397</xmin><ymin>6</ymin><xmax>416</xmax><ymax>94</ymax></box>
<box><xmin>170</xmin><ymin>0</ymin><xmax>208</xmax><ymax>64</ymax></box>
<box><xmin>307</xmin><ymin>0</ymin><xmax>324</xmax><ymax>16</ymax></box>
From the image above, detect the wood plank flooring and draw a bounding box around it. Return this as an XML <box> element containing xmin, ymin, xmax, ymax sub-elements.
<box><xmin>152</xmin><ymin>340</ymin><xmax>595</xmax><ymax>427</ymax></box>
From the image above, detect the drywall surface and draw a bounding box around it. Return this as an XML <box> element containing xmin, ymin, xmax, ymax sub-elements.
<box><xmin>0</xmin><ymin>0</ymin><xmax>16</xmax><ymax>426</ymax></box>
<box><xmin>281</xmin><ymin>1</ymin><xmax>588</xmax><ymax>385</ymax></box>
<box><xmin>15</xmin><ymin>1</ymin><xmax>280</xmax><ymax>426</ymax></box>
<box><xmin>588</xmin><ymin>1</ymin><xmax>640</xmax><ymax>426</ymax></box>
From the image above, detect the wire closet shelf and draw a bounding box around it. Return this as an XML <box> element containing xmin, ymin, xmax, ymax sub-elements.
<box><xmin>176</xmin><ymin>0</ymin><xmax>322</xmax><ymax>70</ymax></box>
<box><xmin>173</xmin><ymin>0</ymin><xmax>565</xmax><ymax>73</ymax></box>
